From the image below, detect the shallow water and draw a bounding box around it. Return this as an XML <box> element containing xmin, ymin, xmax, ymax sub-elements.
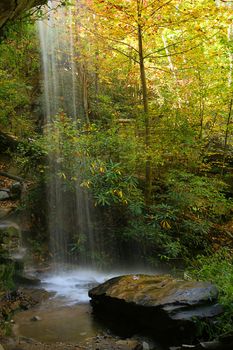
<box><xmin>14</xmin><ymin>267</ymin><xmax>171</xmax><ymax>344</ymax></box>
<box><xmin>39</xmin><ymin>266</ymin><xmax>169</xmax><ymax>304</ymax></box>
<box><xmin>13</xmin><ymin>269</ymin><xmax>112</xmax><ymax>343</ymax></box>
<box><xmin>13</xmin><ymin>301</ymin><xmax>105</xmax><ymax>343</ymax></box>
<box><xmin>40</xmin><ymin>268</ymin><xmax>118</xmax><ymax>304</ymax></box>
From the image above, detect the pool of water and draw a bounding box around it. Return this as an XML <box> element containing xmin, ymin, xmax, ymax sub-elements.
<box><xmin>13</xmin><ymin>301</ymin><xmax>105</xmax><ymax>344</ymax></box>
<box><xmin>13</xmin><ymin>267</ymin><xmax>170</xmax><ymax>344</ymax></box>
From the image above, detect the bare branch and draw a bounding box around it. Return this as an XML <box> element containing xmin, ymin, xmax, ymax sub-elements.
<box><xmin>147</xmin><ymin>65</ymin><xmax>172</xmax><ymax>73</ymax></box>
<box><xmin>148</xmin><ymin>43</ymin><xmax>202</xmax><ymax>59</ymax></box>
<box><xmin>110</xmin><ymin>46</ymin><xmax>139</xmax><ymax>64</ymax></box>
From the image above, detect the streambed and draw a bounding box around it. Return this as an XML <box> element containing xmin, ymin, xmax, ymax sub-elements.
<box><xmin>12</xmin><ymin>267</ymin><xmax>170</xmax><ymax>347</ymax></box>
<box><xmin>13</xmin><ymin>301</ymin><xmax>104</xmax><ymax>344</ymax></box>
<box><xmin>13</xmin><ymin>269</ymin><xmax>113</xmax><ymax>343</ymax></box>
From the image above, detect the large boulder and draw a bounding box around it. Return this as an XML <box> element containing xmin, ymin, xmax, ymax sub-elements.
<box><xmin>89</xmin><ymin>275</ymin><xmax>223</xmax><ymax>343</ymax></box>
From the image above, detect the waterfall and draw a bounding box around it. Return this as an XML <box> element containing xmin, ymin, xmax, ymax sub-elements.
<box><xmin>38</xmin><ymin>1</ymin><xmax>96</xmax><ymax>266</ymax></box>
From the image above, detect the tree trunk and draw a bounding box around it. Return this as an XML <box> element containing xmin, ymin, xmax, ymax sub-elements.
<box><xmin>0</xmin><ymin>171</ymin><xmax>23</xmax><ymax>183</ymax></box>
<box><xmin>81</xmin><ymin>64</ymin><xmax>89</xmax><ymax>123</ymax></box>
<box><xmin>221</xmin><ymin>98</ymin><xmax>232</xmax><ymax>175</ymax></box>
<box><xmin>137</xmin><ymin>13</ymin><xmax>152</xmax><ymax>205</ymax></box>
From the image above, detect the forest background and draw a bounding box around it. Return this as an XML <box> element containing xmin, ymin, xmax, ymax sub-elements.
<box><xmin>0</xmin><ymin>0</ymin><xmax>232</xmax><ymax>338</ymax></box>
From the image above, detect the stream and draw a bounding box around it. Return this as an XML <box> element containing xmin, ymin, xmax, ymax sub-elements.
<box><xmin>13</xmin><ymin>267</ymin><xmax>169</xmax><ymax>345</ymax></box>
<box><xmin>13</xmin><ymin>268</ymin><xmax>112</xmax><ymax>343</ymax></box>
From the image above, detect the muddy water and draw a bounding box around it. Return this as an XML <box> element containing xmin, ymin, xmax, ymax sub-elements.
<box><xmin>13</xmin><ymin>300</ymin><xmax>106</xmax><ymax>343</ymax></box>
<box><xmin>12</xmin><ymin>269</ymin><xmax>112</xmax><ymax>343</ymax></box>
<box><xmin>13</xmin><ymin>267</ymin><xmax>171</xmax><ymax>344</ymax></box>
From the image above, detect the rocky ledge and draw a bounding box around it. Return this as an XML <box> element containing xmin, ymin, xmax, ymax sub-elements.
<box><xmin>89</xmin><ymin>274</ymin><xmax>223</xmax><ymax>343</ymax></box>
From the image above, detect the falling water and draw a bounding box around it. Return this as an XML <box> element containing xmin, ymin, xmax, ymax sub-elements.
<box><xmin>38</xmin><ymin>1</ymin><xmax>95</xmax><ymax>266</ymax></box>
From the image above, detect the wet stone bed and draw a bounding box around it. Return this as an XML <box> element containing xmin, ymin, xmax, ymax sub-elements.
<box><xmin>1</xmin><ymin>269</ymin><xmax>163</xmax><ymax>350</ymax></box>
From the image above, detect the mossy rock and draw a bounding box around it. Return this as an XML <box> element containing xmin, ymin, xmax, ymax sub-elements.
<box><xmin>89</xmin><ymin>274</ymin><xmax>223</xmax><ymax>343</ymax></box>
<box><xmin>0</xmin><ymin>222</ymin><xmax>21</xmax><ymax>259</ymax></box>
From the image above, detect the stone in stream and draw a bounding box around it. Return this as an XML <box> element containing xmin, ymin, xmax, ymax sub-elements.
<box><xmin>30</xmin><ymin>316</ymin><xmax>42</xmax><ymax>322</ymax></box>
<box><xmin>89</xmin><ymin>274</ymin><xmax>223</xmax><ymax>343</ymax></box>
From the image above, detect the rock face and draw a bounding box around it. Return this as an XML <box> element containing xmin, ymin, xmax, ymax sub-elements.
<box><xmin>0</xmin><ymin>0</ymin><xmax>47</xmax><ymax>30</ymax></box>
<box><xmin>89</xmin><ymin>275</ymin><xmax>223</xmax><ymax>342</ymax></box>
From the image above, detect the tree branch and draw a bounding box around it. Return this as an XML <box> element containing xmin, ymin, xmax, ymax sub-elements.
<box><xmin>147</xmin><ymin>43</ymin><xmax>202</xmax><ymax>59</ymax></box>
<box><xmin>0</xmin><ymin>172</ymin><xmax>24</xmax><ymax>183</ymax></box>
<box><xmin>110</xmin><ymin>46</ymin><xmax>139</xmax><ymax>63</ymax></box>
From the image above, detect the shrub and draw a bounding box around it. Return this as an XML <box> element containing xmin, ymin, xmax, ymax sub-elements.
<box><xmin>186</xmin><ymin>249</ymin><xmax>233</xmax><ymax>337</ymax></box>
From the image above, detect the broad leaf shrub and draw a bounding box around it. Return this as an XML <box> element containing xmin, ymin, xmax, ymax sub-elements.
<box><xmin>122</xmin><ymin>170</ymin><xmax>232</xmax><ymax>262</ymax></box>
<box><xmin>186</xmin><ymin>249</ymin><xmax>233</xmax><ymax>337</ymax></box>
<box><xmin>15</xmin><ymin>115</ymin><xmax>232</xmax><ymax>264</ymax></box>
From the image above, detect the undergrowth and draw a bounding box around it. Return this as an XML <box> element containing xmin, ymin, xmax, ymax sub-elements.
<box><xmin>186</xmin><ymin>249</ymin><xmax>233</xmax><ymax>338</ymax></box>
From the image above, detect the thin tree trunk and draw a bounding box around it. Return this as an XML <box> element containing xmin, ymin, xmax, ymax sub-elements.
<box><xmin>221</xmin><ymin>98</ymin><xmax>233</xmax><ymax>175</ymax></box>
<box><xmin>199</xmin><ymin>97</ymin><xmax>205</xmax><ymax>140</ymax></box>
<box><xmin>82</xmin><ymin>64</ymin><xmax>89</xmax><ymax>123</ymax></box>
<box><xmin>162</xmin><ymin>34</ymin><xmax>181</xmax><ymax>109</ymax></box>
<box><xmin>137</xmin><ymin>4</ymin><xmax>152</xmax><ymax>204</ymax></box>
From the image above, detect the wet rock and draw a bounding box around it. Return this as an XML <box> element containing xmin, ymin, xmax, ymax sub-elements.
<box><xmin>0</xmin><ymin>288</ymin><xmax>51</xmax><ymax>316</ymax></box>
<box><xmin>18</xmin><ymin>288</ymin><xmax>51</xmax><ymax>307</ymax></box>
<box><xmin>132</xmin><ymin>336</ymin><xmax>161</xmax><ymax>350</ymax></box>
<box><xmin>89</xmin><ymin>274</ymin><xmax>223</xmax><ymax>342</ymax></box>
<box><xmin>0</xmin><ymin>188</ymin><xmax>10</xmax><ymax>193</ymax></box>
<box><xmin>169</xmin><ymin>339</ymin><xmax>233</xmax><ymax>350</ymax></box>
<box><xmin>14</xmin><ymin>273</ymin><xmax>40</xmax><ymax>286</ymax></box>
<box><xmin>84</xmin><ymin>335</ymin><xmax>143</xmax><ymax>350</ymax></box>
<box><xmin>10</xmin><ymin>182</ymin><xmax>22</xmax><ymax>199</ymax></box>
<box><xmin>142</xmin><ymin>342</ymin><xmax>150</xmax><ymax>350</ymax></box>
<box><xmin>30</xmin><ymin>315</ymin><xmax>42</xmax><ymax>322</ymax></box>
<box><xmin>115</xmin><ymin>339</ymin><xmax>143</xmax><ymax>350</ymax></box>
<box><xmin>0</xmin><ymin>191</ymin><xmax>9</xmax><ymax>200</ymax></box>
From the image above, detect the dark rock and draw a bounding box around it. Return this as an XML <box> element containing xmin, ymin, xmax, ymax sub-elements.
<box><xmin>10</xmin><ymin>182</ymin><xmax>22</xmax><ymax>199</ymax></box>
<box><xmin>0</xmin><ymin>191</ymin><xmax>10</xmax><ymax>200</ymax></box>
<box><xmin>0</xmin><ymin>188</ymin><xmax>10</xmax><ymax>193</ymax></box>
<box><xmin>14</xmin><ymin>273</ymin><xmax>40</xmax><ymax>286</ymax></box>
<box><xmin>89</xmin><ymin>274</ymin><xmax>223</xmax><ymax>343</ymax></box>
<box><xmin>198</xmin><ymin>332</ymin><xmax>233</xmax><ymax>349</ymax></box>
<box><xmin>30</xmin><ymin>315</ymin><xmax>42</xmax><ymax>321</ymax></box>
<box><xmin>0</xmin><ymin>131</ymin><xmax>18</xmax><ymax>152</ymax></box>
<box><xmin>170</xmin><ymin>338</ymin><xmax>233</xmax><ymax>350</ymax></box>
